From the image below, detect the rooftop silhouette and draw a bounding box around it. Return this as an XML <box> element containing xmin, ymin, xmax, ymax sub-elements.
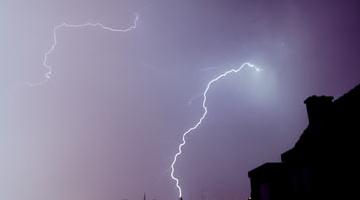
<box><xmin>248</xmin><ymin>83</ymin><xmax>360</xmax><ymax>200</ymax></box>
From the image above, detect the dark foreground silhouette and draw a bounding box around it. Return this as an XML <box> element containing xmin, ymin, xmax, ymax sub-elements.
<box><xmin>248</xmin><ymin>83</ymin><xmax>360</xmax><ymax>200</ymax></box>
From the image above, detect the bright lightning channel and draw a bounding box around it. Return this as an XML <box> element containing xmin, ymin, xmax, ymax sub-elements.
<box><xmin>28</xmin><ymin>14</ymin><xmax>139</xmax><ymax>87</ymax></box>
<box><xmin>170</xmin><ymin>62</ymin><xmax>261</xmax><ymax>199</ymax></box>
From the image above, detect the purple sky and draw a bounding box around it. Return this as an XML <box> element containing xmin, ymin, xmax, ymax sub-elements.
<box><xmin>1</xmin><ymin>0</ymin><xmax>360</xmax><ymax>200</ymax></box>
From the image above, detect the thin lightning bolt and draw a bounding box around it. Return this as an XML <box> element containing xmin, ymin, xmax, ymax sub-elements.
<box><xmin>28</xmin><ymin>11</ymin><xmax>260</xmax><ymax>198</ymax></box>
<box><xmin>28</xmin><ymin>14</ymin><xmax>139</xmax><ymax>87</ymax></box>
<box><xmin>170</xmin><ymin>62</ymin><xmax>261</xmax><ymax>198</ymax></box>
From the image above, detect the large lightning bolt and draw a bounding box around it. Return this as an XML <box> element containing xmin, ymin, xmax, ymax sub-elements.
<box><xmin>28</xmin><ymin>14</ymin><xmax>139</xmax><ymax>86</ymax></box>
<box><xmin>170</xmin><ymin>62</ymin><xmax>261</xmax><ymax>198</ymax></box>
<box><xmin>29</xmin><ymin>11</ymin><xmax>259</xmax><ymax>198</ymax></box>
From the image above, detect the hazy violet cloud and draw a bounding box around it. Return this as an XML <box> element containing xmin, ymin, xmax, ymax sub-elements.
<box><xmin>1</xmin><ymin>0</ymin><xmax>360</xmax><ymax>200</ymax></box>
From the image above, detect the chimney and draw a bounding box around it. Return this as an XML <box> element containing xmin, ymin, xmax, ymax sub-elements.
<box><xmin>304</xmin><ymin>95</ymin><xmax>334</xmax><ymax>125</ymax></box>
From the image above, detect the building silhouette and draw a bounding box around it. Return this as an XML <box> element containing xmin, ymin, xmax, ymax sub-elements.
<box><xmin>248</xmin><ymin>83</ymin><xmax>360</xmax><ymax>200</ymax></box>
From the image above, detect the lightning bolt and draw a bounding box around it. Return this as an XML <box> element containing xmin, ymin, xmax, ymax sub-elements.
<box><xmin>28</xmin><ymin>11</ymin><xmax>260</xmax><ymax>198</ymax></box>
<box><xmin>170</xmin><ymin>62</ymin><xmax>261</xmax><ymax>198</ymax></box>
<box><xmin>27</xmin><ymin>13</ymin><xmax>139</xmax><ymax>86</ymax></box>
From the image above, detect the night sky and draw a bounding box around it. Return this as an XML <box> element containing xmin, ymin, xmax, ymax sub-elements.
<box><xmin>1</xmin><ymin>0</ymin><xmax>360</xmax><ymax>200</ymax></box>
